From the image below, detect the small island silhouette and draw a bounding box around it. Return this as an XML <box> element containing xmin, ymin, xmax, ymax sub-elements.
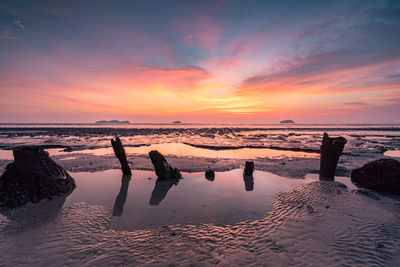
<box><xmin>95</xmin><ymin>120</ymin><xmax>130</xmax><ymax>124</ymax></box>
<box><xmin>280</xmin><ymin>119</ymin><xmax>295</xmax><ymax>124</ymax></box>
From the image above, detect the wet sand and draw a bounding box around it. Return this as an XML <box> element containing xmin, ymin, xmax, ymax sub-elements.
<box><xmin>1</xmin><ymin>125</ymin><xmax>400</xmax><ymax>266</ymax></box>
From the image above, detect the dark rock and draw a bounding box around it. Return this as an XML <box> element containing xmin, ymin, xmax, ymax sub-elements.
<box><xmin>244</xmin><ymin>161</ymin><xmax>254</xmax><ymax>175</ymax></box>
<box><xmin>205</xmin><ymin>169</ymin><xmax>215</xmax><ymax>181</ymax></box>
<box><xmin>0</xmin><ymin>146</ymin><xmax>76</xmax><ymax>208</ymax></box>
<box><xmin>148</xmin><ymin>150</ymin><xmax>182</xmax><ymax>180</ymax></box>
<box><xmin>319</xmin><ymin>132</ymin><xmax>347</xmax><ymax>181</ymax></box>
<box><xmin>351</xmin><ymin>159</ymin><xmax>400</xmax><ymax>194</ymax></box>
<box><xmin>111</xmin><ymin>137</ymin><xmax>131</xmax><ymax>175</ymax></box>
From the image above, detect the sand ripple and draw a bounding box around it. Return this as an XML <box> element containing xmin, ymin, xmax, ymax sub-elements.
<box><xmin>0</xmin><ymin>182</ymin><xmax>399</xmax><ymax>266</ymax></box>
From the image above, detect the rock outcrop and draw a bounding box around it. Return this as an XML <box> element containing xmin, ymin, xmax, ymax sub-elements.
<box><xmin>148</xmin><ymin>150</ymin><xmax>182</xmax><ymax>180</ymax></box>
<box><xmin>351</xmin><ymin>159</ymin><xmax>400</xmax><ymax>194</ymax></box>
<box><xmin>0</xmin><ymin>147</ymin><xmax>76</xmax><ymax>208</ymax></box>
<box><xmin>319</xmin><ymin>132</ymin><xmax>347</xmax><ymax>181</ymax></box>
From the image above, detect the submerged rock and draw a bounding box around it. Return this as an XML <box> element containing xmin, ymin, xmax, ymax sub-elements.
<box><xmin>148</xmin><ymin>150</ymin><xmax>182</xmax><ymax>180</ymax></box>
<box><xmin>0</xmin><ymin>147</ymin><xmax>76</xmax><ymax>208</ymax></box>
<box><xmin>205</xmin><ymin>169</ymin><xmax>215</xmax><ymax>181</ymax></box>
<box><xmin>351</xmin><ymin>159</ymin><xmax>400</xmax><ymax>194</ymax></box>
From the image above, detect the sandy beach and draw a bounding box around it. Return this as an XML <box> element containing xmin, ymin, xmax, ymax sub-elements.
<box><xmin>0</xmin><ymin>124</ymin><xmax>400</xmax><ymax>266</ymax></box>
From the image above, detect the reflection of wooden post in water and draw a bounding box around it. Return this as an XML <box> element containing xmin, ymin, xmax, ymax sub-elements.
<box><xmin>319</xmin><ymin>132</ymin><xmax>347</xmax><ymax>181</ymax></box>
<box><xmin>243</xmin><ymin>175</ymin><xmax>254</xmax><ymax>191</ymax></box>
<box><xmin>111</xmin><ymin>137</ymin><xmax>131</xmax><ymax>175</ymax></box>
<box><xmin>243</xmin><ymin>161</ymin><xmax>254</xmax><ymax>191</ymax></box>
<box><xmin>112</xmin><ymin>174</ymin><xmax>131</xmax><ymax>217</ymax></box>
<box><xmin>149</xmin><ymin>179</ymin><xmax>179</xmax><ymax>206</ymax></box>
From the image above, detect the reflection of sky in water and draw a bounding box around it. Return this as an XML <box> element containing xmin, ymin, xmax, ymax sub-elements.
<box><xmin>77</xmin><ymin>142</ymin><xmax>319</xmax><ymax>159</ymax></box>
<box><xmin>0</xmin><ymin>143</ymin><xmax>318</xmax><ymax>160</ymax></box>
<box><xmin>384</xmin><ymin>150</ymin><xmax>400</xmax><ymax>158</ymax></box>
<box><xmin>63</xmin><ymin>169</ymin><xmax>314</xmax><ymax>230</ymax></box>
<box><xmin>0</xmin><ymin>148</ymin><xmax>66</xmax><ymax>160</ymax></box>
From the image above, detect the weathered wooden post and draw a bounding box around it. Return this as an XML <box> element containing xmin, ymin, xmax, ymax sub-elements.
<box><xmin>111</xmin><ymin>137</ymin><xmax>131</xmax><ymax>175</ymax></box>
<box><xmin>149</xmin><ymin>150</ymin><xmax>182</xmax><ymax>180</ymax></box>
<box><xmin>319</xmin><ymin>132</ymin><xmax>347</xmax><ymax>181</ymax></box>
<box><xmin>244</xmin><ymin>161</ymin><xmax>254</xmax><ymax>175</ymax></box>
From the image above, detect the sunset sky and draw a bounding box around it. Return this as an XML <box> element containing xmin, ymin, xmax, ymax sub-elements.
<box><xmin>0</xmin><ymin>0</ymin><xmax>399</xmax><ymax>123</ymax></box>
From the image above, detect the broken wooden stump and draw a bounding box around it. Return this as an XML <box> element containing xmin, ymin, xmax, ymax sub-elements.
<box><xmin>319</xmin><ymin>132</ymin><xmax>347</xmax><ymax>181</ymax></box>
<box><xmin>244</xmin><ymin>161</ymin><xmax>254</xmax><ymax>175</ymax></box>
<box><xmin>148</xmin><ymin>150</ymin><xmax>182</xmax><ymax>180</ymax></box>
<box><xmin>111</xmin><ymin>137</ymin><xmax>131</xmax><ymax>175</ymax></box>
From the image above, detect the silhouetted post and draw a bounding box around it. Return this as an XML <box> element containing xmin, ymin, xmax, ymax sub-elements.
<box><xmin>111</xmin><ymin>137</ymin><xmax>131</xmax><ymax>175</ymax></box>
<box><xmin>149</xmin><ymin>150</ymin><xmax>182</xmax><ymax>180</ymax></box>
<box><xmin>319</xmin><ymin>132</ymin><xmax>347</xmax><ymax>181</ymax></box>
<box><xmin>244</xmin><ymin>161</ymin><xmax>254</xmax><ymax>175</ymax></box>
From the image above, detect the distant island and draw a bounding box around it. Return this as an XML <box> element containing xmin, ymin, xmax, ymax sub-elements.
<box><xmin>95</xmin><ymin>120</ymin><xmax>130</xmax><ymax>124</ymax></box>
<box><xmin>172</xmin><ymin>121</ymin><xmax>182</xmax><ymax>124</ymax></box>
<box><xmin>280</xmin><ymin>119</ymin><xmax>295</xmax><ymax>124</ymax></box>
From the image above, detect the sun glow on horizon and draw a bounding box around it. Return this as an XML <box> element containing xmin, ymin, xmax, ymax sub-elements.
<box><xmin>0</xmin><ymin>0</ymin><xmax>399</xmax><ymax>123</ymax></box>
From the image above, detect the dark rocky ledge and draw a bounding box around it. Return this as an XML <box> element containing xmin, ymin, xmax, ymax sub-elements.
<box><xmin>351</xmin><ymin>158</ymin><xmax>400</xmax><ymax>195</ymax></box>
<box><xmin>0</xmin><ymin>146</ymin><xmax>76</xmax><ymax>208</ymax></box>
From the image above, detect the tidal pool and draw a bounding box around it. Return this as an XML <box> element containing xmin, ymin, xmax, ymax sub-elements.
<box><xmin>65</xmin><ymin>169</ymin><xmax>312</xmax><ymax>230</ymax></box>
<box><xmin>1</xmin><ymin>169</ymin><xmax>399</xmax><ymax>266</ymax></box>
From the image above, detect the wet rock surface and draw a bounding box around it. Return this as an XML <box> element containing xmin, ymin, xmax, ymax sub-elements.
<box><xmin>351</xmin><ymin>158</ymin><xmax>400</xmax><ymax>194</ymax></box>
<box><xmin>0</xmin><ymin>147</ymin><xmax>76</xmax><ymax>208</ymax></box>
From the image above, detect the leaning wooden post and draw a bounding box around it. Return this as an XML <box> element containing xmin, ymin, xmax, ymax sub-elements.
<box><xmin>319</xmin><ymin>132</ymin><xmax>347</xmax><ymax>181</ymax></box>
<box><xmin>111</xmin><ymin>136</ymin><xmax>131</xmax><ymax>175</ymax></box>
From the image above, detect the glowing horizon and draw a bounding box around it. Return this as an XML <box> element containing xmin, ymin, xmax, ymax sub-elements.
<box><xmin>0</xmin><ymin>0</ymin><xmax>399</xmax><ymax>123</ymax></box>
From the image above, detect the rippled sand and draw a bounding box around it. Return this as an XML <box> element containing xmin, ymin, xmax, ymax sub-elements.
<box><xmin>0</xmin><ymin>169</ymin><xmax>399</xmax><ymax>266</ymax></box>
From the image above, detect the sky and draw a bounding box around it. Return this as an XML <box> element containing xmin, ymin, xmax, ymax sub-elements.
<box><xmin>0</xmin><ymin>0</ymin><xmax>399</xmax><ymax>123</ymax></box>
